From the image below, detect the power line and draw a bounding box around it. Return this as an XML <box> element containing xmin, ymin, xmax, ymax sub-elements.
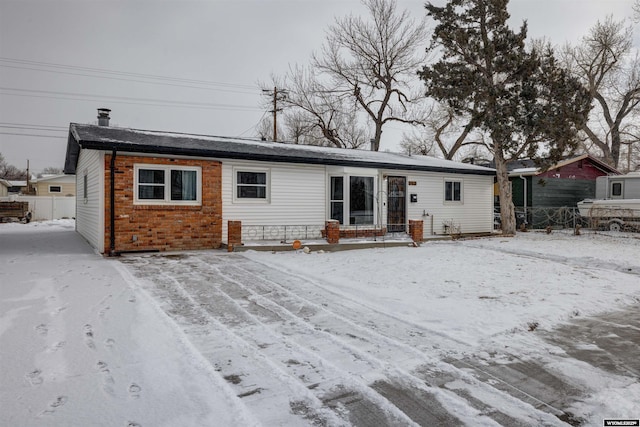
<box><xmin>0</xmin><ymin>64</ymin><xmax>258</xmax><ymax>96</ymax></box>
<box><xmin>236</xmin><ymin>111</ymin><xmax>268</xmax><ymax>138</ymax></box>
<box><xmin>0</xmin><ymin>87</ymin><xmax>263</xmax><ymax>111</ymax></box>
<box><xmin>0</xmin><ymin>132</ymin><xmax>67</xmax><ymax>139</ymax></box>
<box><xmin>0</xmin><ymin>57</ymin><xmax>257</xmax><ymax>91</ymax></box>
<box><xmin>0</xmin><ymin>122</ymin><xmax>67</xmax><ymax>129</ymax></box>
<box><xmin>0</xmin><ymin>124</ymin><xmax>67</xmax><ymax>132</ymax></box>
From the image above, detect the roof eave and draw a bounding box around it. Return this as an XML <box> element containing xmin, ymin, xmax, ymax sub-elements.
<box><xmin>75</xmin><ymin>139</ymin><xmax>495</xmax><ymax>176</ymax></box>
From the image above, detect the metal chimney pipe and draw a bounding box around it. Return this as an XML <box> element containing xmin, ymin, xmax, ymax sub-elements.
<box><xmin>97</xmin><ymin>108</ymin><xmax>111</xmax><ymax>126</ymax></box>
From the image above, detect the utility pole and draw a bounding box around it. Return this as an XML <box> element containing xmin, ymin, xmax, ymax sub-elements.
<box><xmin>262</xmin><ymin>87</ymin><xmax>288</xmax><ymax>141</ymax></box>
<box><xmin>26</xmin><ymin>159</ymin><xmax>30</xmax><ymax>195</ymax></box>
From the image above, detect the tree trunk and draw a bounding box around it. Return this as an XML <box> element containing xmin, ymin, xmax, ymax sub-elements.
<box><xmin>494</xmin><ymin>147</ymin><xmax>517</xmax><ymax>235</ymax></box>
<box><xmin>372</xmin><ymin>122</ymin><xmax>383</xmax><ymax>151</ymax></box>
<box><xmin>611</xmin><ymin>126</ymin><xmax>621</xmax><ymax>169</ymax></box>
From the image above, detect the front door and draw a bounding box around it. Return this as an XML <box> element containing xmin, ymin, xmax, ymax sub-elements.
<box><xmin>387</xmin><ymin>176</ymin><xmax>406</xmax><ymax>232</ymax></box>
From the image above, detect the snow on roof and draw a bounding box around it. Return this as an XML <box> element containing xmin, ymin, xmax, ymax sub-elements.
<box><xmin>36</xmin><ymin>174</ymin><xmax>75</xmax><ymax>182</ymax></box>
<box><xmin>509</xmin><ymin>167</ymin><xmax>538</xmax><ymax>175</ymax></box>
<box><xmin>66</xmin><ymin>123</ymin><xmax>496</xmax><ymax>176</ymax></box>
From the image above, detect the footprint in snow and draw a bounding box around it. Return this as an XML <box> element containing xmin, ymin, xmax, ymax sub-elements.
<box><xmin>84</xmin><ymin>324</ymin><xmax>95</xmax><ymax>349</ymax></box>
<box><xmin>52</xmin><ymin>306</ymin><xmax>67</xmax><ymax>316</ymax></box>
<box><xmin>128</xmin><ymin>383</ymin><xmax>141</xmax><ymax>399</ymax></box>
<box><xmin>35</xmin><ymin>324</ymin><xmax>48</xmax><ymax>337</ymax></box>
<box><xmin>50</xmin><ymin>395</ymin><xmax>67</xmax><ymax>407</ymax></box>
<box><xmin>99</xmin><ymin>306</ymin><xmax>111</xmax><ymax>318</ymax></box>
<box><xmin>41</xmin><ymin>395</ymin><xmax>68</xmax><ymax>415</ymax></box>
<box><xmin>25</xmin><ymin>369</ymin><xmax>43</xmax><ymax>385</ymax></box>
<box><xmin>104</xmin><ymin>338</ymin><xmax>116</xmax><ymax>349</ymax></box>
<box><xmin>46</xmin><ymin>341</ymin><xmax>66</xmax><ymax>353</ymax></box>
<box><xmin>97</xmin><ymin>361</ymin><xmax>115</xmax><ymax>395</ymax></box>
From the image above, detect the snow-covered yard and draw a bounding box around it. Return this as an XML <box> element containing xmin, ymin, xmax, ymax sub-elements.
<box><xmin>1</xmin><ymin>220</ymin><xmax>639</xmax><ymax>426</ymax></box>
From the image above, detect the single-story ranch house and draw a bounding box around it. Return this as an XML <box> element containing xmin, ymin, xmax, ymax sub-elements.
<box><xmin>63</xmin><ymin>112</ymin><xmax>496</xmax><ymax>255</ymax></box>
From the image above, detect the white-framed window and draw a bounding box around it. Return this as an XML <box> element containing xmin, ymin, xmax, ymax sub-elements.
<box><xmin>330</xmin><ymin>176</ymin><xmax>344</xmax><ymax>224</ymax></box>
<box><xmin>444</xmin><ymin>179</ymin><xmax>462</xmax><ymax>203</ymax></box>
<box><xmin>49</xmin><ymin>185</ymin><xmax>62</xmax><ymax>193</ymax></box>
<box><xmin>329</xmin><ymin>175</ymin><xmax>375</xmax><ymax>225</ymax></box>
<box><xmin>234</xmin><ymin>168</ymin><xmax>269</xmax><ymax>202</ymax></box>
<box><xmin>134</xmin><ymin>164</ymin><xmax>201</xmax><ymax>205</ymax></box>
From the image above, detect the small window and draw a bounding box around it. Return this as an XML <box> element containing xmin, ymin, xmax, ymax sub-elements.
<box><xmin>236</xmin><ymin>171</ymin><xmax>267</xmax><ymax>199</ymax></box>
<box><xmin>138</xmin><ymin>169</ymin><xmax>165</xmax><ymax>200</ymax></box>
<box><xmin>170</xmin><ymin>170</ymin><xmax>198</xmax><ymax>201</ymax></box>
<box><xmin>49</xmin><ymin>185</ymin><xmax>61</xmax><ymax>193</ymax></box>
<box><xmin>83</xmin><ymin>174</ymin><xmax>88</xmax><ymax>199</ymax></box>
<box><xmin>444</xmin><ymin>180</ymin><xmax>462</xmax><ymax>202</ymax></box>
<box><xmin>330</xmin><ymin>176</ymin><xmax>344</xmax><ymax>224</ymax></box>
<box><xmin>134</xmin><ymin>165</ymin><xmax>201</xmax><ymax>205</ymax></box>
<box><xmin>611</xmin><ymin>182</ymin><xmax>623</xmax><ymax>197</ymax></box>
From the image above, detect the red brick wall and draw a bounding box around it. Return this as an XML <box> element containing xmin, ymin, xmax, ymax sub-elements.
<box><xmin>227</xmin><ymin>220</ymin><xmax>242</xmax><ymax>252</ymax></box>
<box><xmin>104</xmin><ymin>155</ymin><xmax>222</xmax><ymax>254</ymax></box>
<box><xmin>408</xmin><ymin>219</ymin><xmax>424</xmax><ymax>243</ymax></box>
<box><xmin>325</xmin><ymin>220</ymin><xmax>340</xmax><ymax>244</ymax></box>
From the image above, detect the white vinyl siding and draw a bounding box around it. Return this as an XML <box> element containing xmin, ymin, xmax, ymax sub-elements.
<box><xmin>75</xmin><ymin>149</ymin><xmax>105</xmax><ymax>252</ymax></box>
<box><xmin>398</xmin><ymin>172</ymin><xmax>493</xmax><ymax>236</ymax></box>
<box><xmin>222</xmin><ymin>161</ymin><xmax>326</xmax><ymax>243</ymax></box>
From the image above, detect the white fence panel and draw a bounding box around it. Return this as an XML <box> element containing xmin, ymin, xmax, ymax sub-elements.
<box><xmin>0</xmin><ymin>195</ymin><xmax>75</xmax><ymax>220</ymax></box>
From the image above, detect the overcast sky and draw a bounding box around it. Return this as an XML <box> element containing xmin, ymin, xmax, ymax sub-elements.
<box><xmin>0</xmin><ymin>0</ymin><xmax>637</xmax><ymax>174</ymax></box>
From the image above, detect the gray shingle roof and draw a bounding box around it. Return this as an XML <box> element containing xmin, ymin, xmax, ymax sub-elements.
<box><xmin>64</xmin><ymin>123</ymin><xmax>496</xmax><ymax>176</ymax></box>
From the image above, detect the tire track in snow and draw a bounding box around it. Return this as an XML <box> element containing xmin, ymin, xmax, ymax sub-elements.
<box><xmin>219</xmin><ymin>256</ymin><xmax>572</xmax><ymax>426</ymax></box>
<box><xmin>174</xmin><ymin>259</ymin><xmax>451</xmax><ymax>426</ymax></box>
<box><xmin>120</xmin><ymin>256</ymin><xmax>351</xmax><ymax>427</ymax></box>
<box><xmin>124</xmin><ymin>253</ymin><xmax>562</xmax><ymax>426</ymax></box>
<box><xmin>225</xmin><ymin>254</ymin><xmax>585</xmax><ymax>426</ymax></box>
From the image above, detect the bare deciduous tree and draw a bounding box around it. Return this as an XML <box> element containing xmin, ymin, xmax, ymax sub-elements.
<box><xmin>563</xmin><ymin>17</ymin><xmax>640</xmax><ymax>169</ymax></box>
<box><xmin>402</xmin><ymin>103</ymin><xmax>489</xmax><ymax>160</ymax></box>
<box><xmin>0</xmin><ymin>153</ymin><xmax>27</xmax><ymax>180</ymax></box>
<box><xmin>312</xmin><ymin>0</ymin><xmax>428</xmax><ymax>151</ymax></box>
<box><xmin>273</xmin><ymin>66</ymin><xmax>370</xmax><ymax>149</ymax></box>
<box><xmin>38</xmin><ymin>167</ymin><xmax>63</xmax><ymax>177</ymax></box>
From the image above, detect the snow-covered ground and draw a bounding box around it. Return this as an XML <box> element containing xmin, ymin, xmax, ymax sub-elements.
<box><xmin>1</xmin><ymin>220</ymin><xmax>639</xmax><ymax>426</ymax></box>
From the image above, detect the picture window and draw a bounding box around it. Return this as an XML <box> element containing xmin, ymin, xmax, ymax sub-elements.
<box><xmin>134</xmin><ymin>165</ymin><xmax>201</xmax><ymax>205</ymax></box>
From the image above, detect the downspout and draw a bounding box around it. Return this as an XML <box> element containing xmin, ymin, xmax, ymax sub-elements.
<box><xmin>109</xmin><ymin>149</ymin><xmax>117</xmax><ymax>256</ymax></box>
<box><xmin>519</xmin><ymin>175</ymin><xmax>527</xmax><ymax>226</ymax></box>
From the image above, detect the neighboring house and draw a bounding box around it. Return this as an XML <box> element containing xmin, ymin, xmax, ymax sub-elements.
<box><xmin>490</xmin><ymin>154</ymin><xmax>620</xmax><ymax>226</ymax></box>
<box><xmin>7</xmin><ymin>180</ymin><xmax>36</xmax><ymax>195</ymax></box>
<box><xmin>35</xmin><ymin>174</ymin><xmax>76</xmax><ymax>197</ymax></box>
<box><xmin>0</xmin><ymin>179</ymin><xmax>10</xmax><ymax>197</ymax></box>
<box><xmin>63</xmin><ymin>117</ymin><xmax>496</xmax><ymax>255</ymax></box>
<box><xmin>506</xmin><ymin>154</ymin><xmax>620</xmax><ymax>208</ymax></box>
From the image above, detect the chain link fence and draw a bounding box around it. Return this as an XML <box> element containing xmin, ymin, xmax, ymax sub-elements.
<box><xmin>501</xmin><ymin>206</ymin><xmax>640</xmax><ymax>232</ymax></box>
